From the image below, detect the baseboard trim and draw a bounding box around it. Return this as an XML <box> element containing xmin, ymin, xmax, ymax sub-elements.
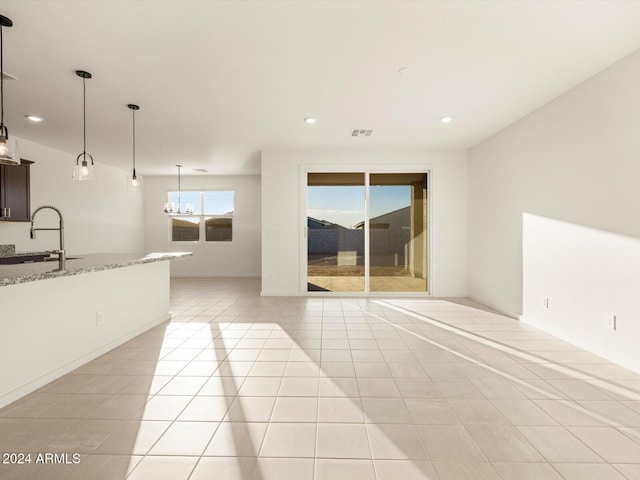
<box><xmin>520</xmin><ymin>314</ymin><xmax>640</xmax><ymax>374</ymax></box>
<box><xmin>171</xmin><ymin>274</ymin><xmax>261</xmax><ymax>278</ymax></box>
<box><xmin>468</xmin><ymin>295</ymin><xmax>520</xmax><ymax>320</ymax></box>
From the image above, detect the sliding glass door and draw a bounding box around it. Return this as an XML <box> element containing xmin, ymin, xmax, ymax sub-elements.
<box><xmin>307</xmin><ymin>171</ymin><xmax>428</xmax><ymax>293</ymax></box>
<box><xmin>307</xmin><ymin>173</ymin><xmax>365</xmax><ymax>292</ymax></box>
<box><xmin>369</xmin><ymin>173</ymin><xmax>427</xmax><ymax>292</ymax></box>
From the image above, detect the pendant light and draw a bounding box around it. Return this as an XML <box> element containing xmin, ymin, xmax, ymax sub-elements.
<box><xmin>72</xmin><ymin>70</ymin><xmax>96</xmax><ymax>181</ymax></box>
<box><xmin>0</xmin><ymin>15</ymin><xmax>19</xmax><ymax>166</ymax></box>
<box><xmin>164</xmin><ymin>164</ymin><xmax>183</xmax><ymax>213</ymax></box>
<box><xmin>127</xmin><ymin>104</ymin><xmax>143</xmax><ymax>191</ymax></box>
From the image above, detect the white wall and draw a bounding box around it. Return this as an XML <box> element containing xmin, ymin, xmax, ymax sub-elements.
<box><xmin>468</xmin><ymin>50</ymin><xmax>640</xmax><ymax>367</ymax></box>
<box><xmin>0</xmin><ymin>137</ymin><xmax>144</xmax><ymax>254</ymax></box>
<box><xmin>522</xmin><ymin>214</ymin><xmax>640</xmax><ymax>371</ymax></box>
<box><xmin>261</xmin><ymin>149</ymin><xmax>468</xmax><ymax>296</ymax></box>
<box><xmin>143</xmin><ymin>175</ymin><xmax>261</xmax><ymax>277</ymax></box>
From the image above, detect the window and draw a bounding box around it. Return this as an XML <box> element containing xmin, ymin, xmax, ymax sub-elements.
<box><xmin>172</xmin><ymin>216</ymin><xmax>200</xmax><ymax>241</ymax></box>
<box><xmin>168</xmin><ymin>191</ymin><xmax>234</xmax><ymax>242</ymax></box>
<box><xmin>206</xmin><ymin>217</ymin><xmax>232</xmax><ymax>241</ymax></box>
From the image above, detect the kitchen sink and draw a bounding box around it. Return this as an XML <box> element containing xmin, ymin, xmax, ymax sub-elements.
<box><xmin>0</xmin><ymin>254</ymin><xmax>50</xmax><ymax>265</ymax></box>
<box><xmin>0</xmin><ymin>254</ymin><xmax>81</xmax><ymax>265</ymax></box>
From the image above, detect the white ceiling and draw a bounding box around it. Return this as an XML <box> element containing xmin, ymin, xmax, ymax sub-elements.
<box><xmin>2</xmin><ymin>0</ymin><xmax>640</xmax><ymax>176</ymax></box>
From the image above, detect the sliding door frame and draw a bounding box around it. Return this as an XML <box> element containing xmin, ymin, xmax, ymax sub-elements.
<box><xmin>300</xmin><ymin>164</ymin><xmax>433</xmax><ymax>296</ymax></box>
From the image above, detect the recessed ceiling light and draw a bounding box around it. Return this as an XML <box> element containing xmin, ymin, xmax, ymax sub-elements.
<box><xmin>25</xmin><ymin>115</ymin><xmax>44</xmax><ymax>122</ymax></box>
<box><xmin>440</xmin><ymin>116</ymin><xmax>453</xmax><ymax>124</ymax></box>
<box><xmin>304</xmin><ymin>117</ymin><xmax>317</xmax><ymax>125</ymax></box>
<box><xmin>398</xmin><ymin>67</ymin><xmax>413</xmax><ymax>75</ymax></box>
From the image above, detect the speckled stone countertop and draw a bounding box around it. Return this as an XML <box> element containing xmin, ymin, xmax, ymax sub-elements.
<box><xmin>0</xmin><ymin>252</ymin><xmax>192</xmax><ymax>287</ymax></box>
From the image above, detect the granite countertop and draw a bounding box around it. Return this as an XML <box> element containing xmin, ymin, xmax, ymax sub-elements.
<box><xmin>0</xmin><ymin>252</ymin><xmax>192</xmax><ymax>287</ymax></box>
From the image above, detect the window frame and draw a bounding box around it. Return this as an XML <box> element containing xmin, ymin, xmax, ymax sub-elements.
<box><xmin>167</xmin><ymin>190</ymin><xmax>235</xmax><ymax>244</ymax></box>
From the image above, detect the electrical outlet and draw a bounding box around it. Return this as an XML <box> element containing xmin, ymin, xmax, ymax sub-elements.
<box><xmin>96</xmin><ymin>310</ymin><xmax>105</xmax><ymax>326</ymax></box>
<box><xmin>603</xmin><ymin>313</ymin><xmax>616</xmax><ymax>331</ymax></box>
<box><xmin>543</xmin><ymin>297</ymin><xmax>549</xmax><ymax>309</ymax></box>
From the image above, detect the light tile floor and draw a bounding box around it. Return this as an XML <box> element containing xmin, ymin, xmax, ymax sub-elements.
<box><xmin>2</xmin><ymin>277</ymin><xmax>640</xmax><ymax>479</ymax></box>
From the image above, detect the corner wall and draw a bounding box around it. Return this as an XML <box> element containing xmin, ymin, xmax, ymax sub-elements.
<box><xmin>143</xmin><ymin>175</ymin><xmax>261</xmax><ymax>277</ymax></box>
<box><xmin>0</xmin><ymin>137</ymin><xmax>144</xmax><ymax>254</ymax></box>
<box><xmin>468</xmin><ymin>50</ymin><xmax>640</xmax><ymax>369</ymax></box>
<box><xmin>261</xmin><ymin>149</ymin><xmax>468</xmax><ymax>296</ymax></box>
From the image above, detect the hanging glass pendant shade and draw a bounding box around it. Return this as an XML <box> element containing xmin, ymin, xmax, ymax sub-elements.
<box><xmin>72</xmin><ymin>70</ymin><xmax>96</xmax><ymax>181</ymax></box>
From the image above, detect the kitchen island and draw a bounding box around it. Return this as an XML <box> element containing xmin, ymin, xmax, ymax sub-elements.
<box><xmin>0</xmin><ymin>252</ymin><xmax>191</xmax><ymax>408</ymax></box>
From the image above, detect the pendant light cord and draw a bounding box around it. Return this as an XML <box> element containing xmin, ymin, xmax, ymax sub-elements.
<box><xmin>1</xmin><ymin>24</ymin><xmax>4</xmax><ymax>128</ymax></box>
<box><xmin>73</xmin><ymin>71</ymin><xmax>93</xmax><ymax>172</ymax></box>
<box><xmin>177</xmin><ymin>165</ymin><xmax>181</xmax><ymax>212</ymax></box>
<box><xmin>132</xmin><ymin>108</ymin><xmax>136</xmax><ymax>175</ymax></box>
<box><xmin>82</xmin><ymin>76</ymin><xmax>86</xmax><ymax>155</ymax></box>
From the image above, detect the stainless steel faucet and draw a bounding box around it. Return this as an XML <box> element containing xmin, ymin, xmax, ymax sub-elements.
<box><xmin>30</xmin><ymin>205</ymin><xmax>66</xmax><ymax>271</ymax></box>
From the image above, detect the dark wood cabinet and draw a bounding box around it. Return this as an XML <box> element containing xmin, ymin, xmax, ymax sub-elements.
<box><xmin>0</xmin><ymin>159</ymin><xmax>33</xmax><ymax>222</ymax></box>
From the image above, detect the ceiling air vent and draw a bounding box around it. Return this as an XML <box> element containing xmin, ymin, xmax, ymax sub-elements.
<box><xmin>351</xmin><ymin>129</ymin><xmax>373</xmax><ymax>137</ymax></box>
